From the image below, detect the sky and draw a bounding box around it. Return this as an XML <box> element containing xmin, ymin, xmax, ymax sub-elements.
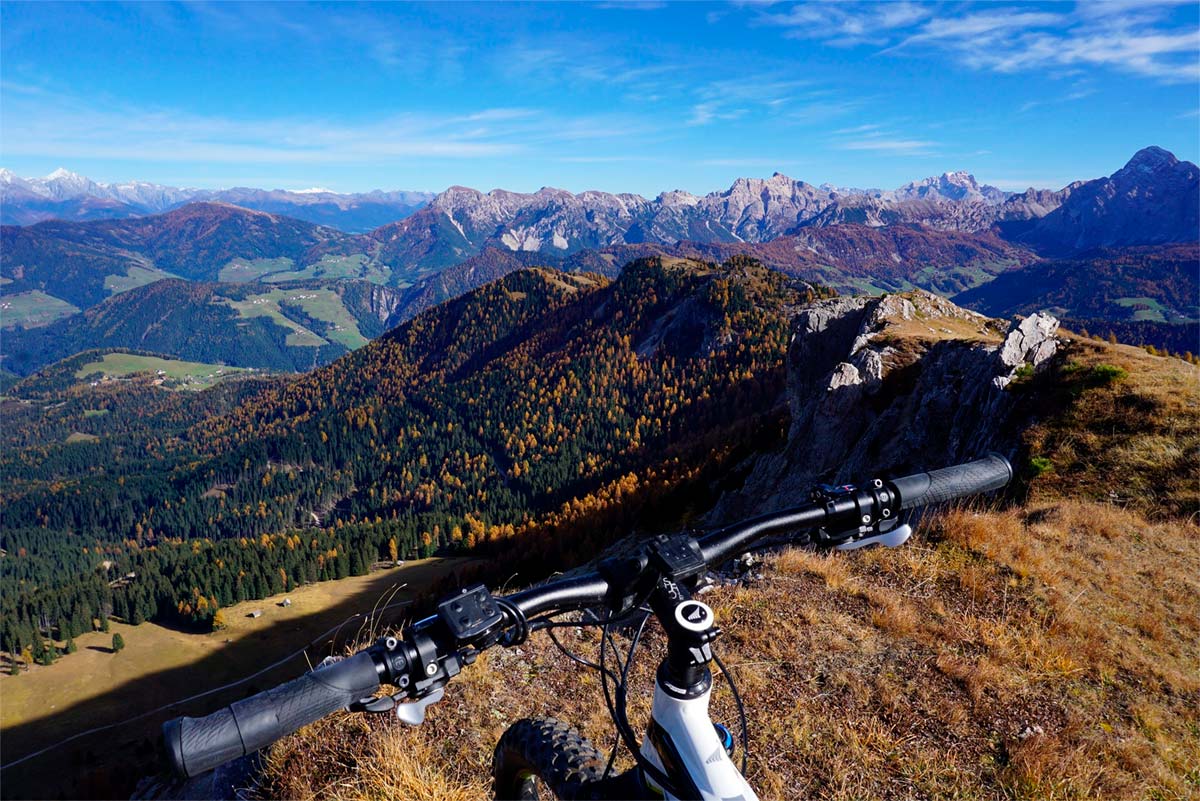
<box><xmin>1</xmin><ymin>1</ymin><xmax>1198</xmax><ymax>196</ymax></box>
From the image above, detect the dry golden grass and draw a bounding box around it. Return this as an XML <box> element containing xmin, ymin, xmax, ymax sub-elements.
<box><xmin>1022</xmin><ymin>335</ymin><xmax>1200</xmax><ymax>519</ymax></box>
<box><xmin>262</xmin><ymin>501</ymin><xmax>1200</xmax><ymax>801</ymax></box>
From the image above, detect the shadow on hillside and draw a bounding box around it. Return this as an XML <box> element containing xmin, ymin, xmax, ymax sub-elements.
<box><xmin>86</xmin><ymin>645</ymin><xmax>115</xmax><ymax>654</ymax></box>
<box><xmin>0</xmin><ymin>560</ymin><xmax>474</xmax><ymax>801</ymax></box>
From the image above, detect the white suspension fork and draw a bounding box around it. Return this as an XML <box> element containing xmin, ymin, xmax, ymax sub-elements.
<box><xmin>639</xmin><ymin>680</ymin><xmax>758</xmax><ymax>801</ymax></box>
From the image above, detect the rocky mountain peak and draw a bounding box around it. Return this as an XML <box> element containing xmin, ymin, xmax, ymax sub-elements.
<box><xmin>890</xmin><ymin>170</ymin><xmax>1004</xmax><ymax>205</ymax></box>
<box><xmin>1122</xmin><ymin>145</ymin><xmax>1179</xmax><ymax>174</ymax></box>
<box><xmin>1018</xmin><ymin>146</ymin><xmax>1197</xmax><ymax>252</ymax></box>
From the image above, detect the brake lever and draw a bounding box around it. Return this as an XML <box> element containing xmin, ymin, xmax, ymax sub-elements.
<box><xmin>395</xmin><ymin>687</ymin><xmax>445</xmax><ymax>726</ymax></box>
<box><xmin>834</xmin><ymin>522</ymin><xmax>912</xmax><ymax>551</ymax></box>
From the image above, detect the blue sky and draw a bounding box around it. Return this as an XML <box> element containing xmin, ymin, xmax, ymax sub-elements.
<box><xmin>2</xmin><ymin>1</ymin><xmax>1197</xmax><ymax>195</ymax></box>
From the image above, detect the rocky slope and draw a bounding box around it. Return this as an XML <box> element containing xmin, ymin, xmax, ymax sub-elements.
<box><xmin>367</xmin><ymin>172</ymin><xmax>1029</xmax><ymax>272</ymax></box>
<box><xmin>256</xmin><ymin>290</ymin><xmax>1197</xmax><ymax>801</ymax></box>
<box><xmin>387</xmin><ymin>223</ymin><xmax>1034</xmax><ymax>324</ymax></box>
<box><xmin>714</xmin><ymin>290</ymin><xmax>1061</xmax><ymax>520</ymax></box>
<box><xmin>365</xmin><ymin>147</ymin><xmax>1197</xmax><ymax>272</ymax></box>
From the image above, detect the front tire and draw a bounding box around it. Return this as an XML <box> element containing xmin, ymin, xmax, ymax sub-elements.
<box><xmin>492</xmin><ymin>717</ymin><xmax>607</xmax><ymax>800</ymax></box>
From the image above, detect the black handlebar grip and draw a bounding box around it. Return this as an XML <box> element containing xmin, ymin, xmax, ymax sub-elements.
<box><xmin>888</xmin><ymin>453</ymin><xmax>1012</xmax><ymax>511</ymax></box>
<box><xmin>163</xmin><ymin>650</ymin><xmax>381</xmax><ymax>778</ymax></box>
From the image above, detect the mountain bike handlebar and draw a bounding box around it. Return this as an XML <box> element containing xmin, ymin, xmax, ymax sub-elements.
<box><xmin>163</xmin><ymin>651</ymin><xmax>381</xmax><ymax>777</ymax></box>
<box><xmin>163</xmin><ymin>454</ymin><xmax>1011</xmax><ymax>779</ymax></box>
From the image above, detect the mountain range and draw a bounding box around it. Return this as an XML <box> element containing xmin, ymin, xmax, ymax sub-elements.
<box><xmin>2</xmin><ymin>146</ymin><xmax>1196</xmax><ymax>376</ymax></box>
<box><xmin>0</xmin><ymin>169</ymin><xmax>434</xmax><ymax>232</ymax></box>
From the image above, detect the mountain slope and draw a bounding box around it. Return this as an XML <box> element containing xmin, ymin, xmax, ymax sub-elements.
<box><xmin>0</xmin><ymin>203</ymin><xmax>362</xmax><ymax>309</ymax></box>
<box><xmin>953</xmin><ymin>244</ymin><xmax>1200</xmax><ymax>323</ymax></box>
<box><xmin>0</xmin><ymin>257</ymin><xmax>818</xmax><ymax>736</ymax></box>
<box><xmin>366</xmin><ymin>173</ymin><xmax>998</xmax><ymax>273</ymax></box>
<box><xmin>2</xmin><ymin>278</ymin><xmax>403</xmax><ymax>375</ymax></box>
<box><xmin>6</xmin><ymin>259</ymin><xmax>1197</xmax><ymax>800</ymax></box>
<box><xmin>1017</xmin><ymin>147</ymin><xmax>1199</xmax><ymax>254</ymax></box>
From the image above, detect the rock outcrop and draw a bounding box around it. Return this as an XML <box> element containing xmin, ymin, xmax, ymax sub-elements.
<box><xmin>715</xmin><ymin>291</ymin><xmax>1059</xmax><ymax>518</ymax></box>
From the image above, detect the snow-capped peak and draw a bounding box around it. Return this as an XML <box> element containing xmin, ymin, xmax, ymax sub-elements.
<box><xmin>292</xmin><ymin>187</ymin><xmax>336</xmax><ymax>194</ymax></box>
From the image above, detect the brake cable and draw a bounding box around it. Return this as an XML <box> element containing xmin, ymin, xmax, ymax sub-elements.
<box><xmin>712</xmin><ymin>649</ymin><xmax>748</xmax><ymax>774</ymax></box>
<box><xmin>605</xmin><ymin>610</ymin><xmax>651</xmax><ymax>779</ymax></box>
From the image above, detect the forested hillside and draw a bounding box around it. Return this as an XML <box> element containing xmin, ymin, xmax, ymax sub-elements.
<box><xmin>0</xmin><ymin>257</ymin><xmax>821</xmax><ymax>664</ymax></box>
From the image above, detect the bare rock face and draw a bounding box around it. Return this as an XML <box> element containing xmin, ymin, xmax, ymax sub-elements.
<box><xmin>714</xmin><ymin>292</ymin><xmax>1059</xmax><ymax>519</ymax></box>
<box><xmin>994</xmin><ymin>312</ymin><xmax>1060</xmax><ymax>389</ymax></box>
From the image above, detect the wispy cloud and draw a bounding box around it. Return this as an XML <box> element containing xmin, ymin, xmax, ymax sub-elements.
<box><xmin>594</xmin><ymin>1</ymin><xmax>668</xmax><ymax>10</ymax></box>
<box><xmin>687</xmin><ymin>101</ymin><xmax>746</xmax><ymax>127</ymax></box>
<box><xmin>759</xmin><ymin>1</ymin><xmax>931</xmax><ymax>46</ymax></box>
<box><xmin>833</xmin><ymin>123</ymin><xmax>882</xmax><ymax>136</ymax></box>
<box><xmin>1019</xmin><ymin>86</ymin><xmax>1097</xmax><ymax>113</ymax></box>
<box><xmin>697</xmin><ymin>157</ymin><xmax>804</xmax><ymax>168</ymax></box>
<box><xmin>0</xmin><ymin>87</ymin><xmax>654</xmax><ymax>168</ymax></box>
<box><xmin>687</xmin><ymin>77</ymin><xmax>862</xmax><ymax>128</ymax></box>
<box><xmin>759</xmin><ymin>1</ymin><xmax>1199</xmax><ymax>83</ymax></box>
<box><xmin>555</xmin><ymin>155</ymin><xmax>658</xmax><ymax>164</ymax></box>
<box><xmin>838</xmin><ymin>137</ymin><xmax>939</xmax><ymax>156</ymax></box>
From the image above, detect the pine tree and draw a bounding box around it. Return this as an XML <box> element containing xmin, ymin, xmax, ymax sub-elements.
<box><xmin>111</xmin><ymin>633</ymin><xmax>125</xmax><ymax>653</ymax></box>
